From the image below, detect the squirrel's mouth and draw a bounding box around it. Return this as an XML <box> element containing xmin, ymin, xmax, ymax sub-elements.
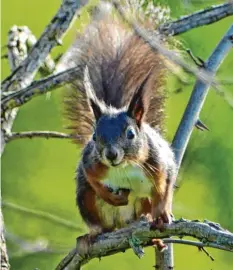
<box><xmin>101</xmin><ymin>158</ymin><xmax>122</xmax><ymax>167</ymax></box>
<box><xmin>102</xmin><ymin>148</ymin><xmax>124</xmax><ymax>167</ymax></box>
<box><xmin>110</xmin><ymin>159</ymin><xmax>130</xmax><ymax>168</ymax></box>
<box><xmin>103</xmin><ymin>159</ymin><xmax>125</xmax><ymax>167</ymax></box>
<box><xmin>111</xmin><ymin>162</ymin><xmax>120</xmax><ymax>167</ymax></box>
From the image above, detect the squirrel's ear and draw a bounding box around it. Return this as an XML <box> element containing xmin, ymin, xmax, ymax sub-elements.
<box><xmin>127</xmin><ymin>69</ymin><xmax>152</xmax><ymax>126</ymax></box>
<box><xmin>84</xmin><ymin>66</ymin><xmax>102</xmax><ymax>121</ymax></box>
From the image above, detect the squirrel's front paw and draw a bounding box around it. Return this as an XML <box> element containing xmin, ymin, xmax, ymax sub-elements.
<box><xmin>109</xmin><ymin>190</ymin><xmax>130</xmax><ymax>206</ymax></box>
<box><xmin>105</xmin><ymin>187</ymin><xmax>130</xmax><ymax>206</ymax></box>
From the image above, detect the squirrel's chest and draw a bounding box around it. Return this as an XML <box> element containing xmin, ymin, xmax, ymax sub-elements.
<box><xmin>95</xmin><ymin>164</ymin><xmax>153</xmax><ymax>229</ymax></box>
<box><xmin>102</xmin><ymin>164</ymin><xmax>153</xmax><ymax>198</ymax></box>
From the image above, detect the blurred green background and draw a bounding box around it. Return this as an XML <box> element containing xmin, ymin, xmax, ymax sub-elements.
<box><xmin>1</xmin><ymin>0</ymin><xmax>233</xmax><ymax>269</ymax></box>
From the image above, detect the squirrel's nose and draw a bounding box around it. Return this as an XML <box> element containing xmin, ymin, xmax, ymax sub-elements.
<box><xmin>105</xmin><ymin>148</ymin><xmax>118</xmax><ymax>162</ymax></box>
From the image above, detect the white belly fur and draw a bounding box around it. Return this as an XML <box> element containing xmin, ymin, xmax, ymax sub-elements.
<box><xmin>103</xmin><ymin>164</ymin><xmax>153</xmax><ymax>197</ymax></box>
<box><xmin>96</xmin><ymin>164</ymin><xmax>153</xmax><ymax>229</ymax></box>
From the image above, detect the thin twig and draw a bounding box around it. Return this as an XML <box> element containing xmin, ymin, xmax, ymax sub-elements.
<box><xmin>2</xmin><ymin>201</ymin><xmax>82</xmax><ymax>231</ymax></box>
<box><xmin>1</xmin><ymin>0</ymin><xmax>88</xmax><ymax>92</ymax></box>
<box><xmin>158</xmin><ymin>2</ymin><xmax>233</xmax><ymax>36</ymax></box>
<box><xmin>199</xmin><ymin>247</ymin><xmax>215</xmax><ymax>262</ymax></box>
<box><xmin>5</xmin><ymin>131</ymin><xmax>81</xmax><ymax>142</ymax></box>
<box><xmin>162</xmin><ymin>238</ymin><xmax>228</xmax><ymax>253</ymax></box>
<box><xmin>162</xmin><ymin>239</ymin><xmax>216</xmax><ymax>262</ymax></box>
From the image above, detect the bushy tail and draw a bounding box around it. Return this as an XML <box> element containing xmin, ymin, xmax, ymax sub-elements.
<box><xmin>59</xmin><ymin>4</ymin><xmax>168</xmax><ymax>144</ymax></box>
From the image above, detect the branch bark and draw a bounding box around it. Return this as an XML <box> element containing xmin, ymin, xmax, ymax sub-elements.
<box><xmin>1</xmin><ymin>0</ymin><xmax>88</xmax><ymax>92</ymax></box>
<box><xmin>158</xmin><ymin>2</ymin><xmax>233</xmax><ymax>36</ymax></box>
<box><xmin>55</xmin><ymin>219</ymin><xmax>233</xmax><ymax>270</ymax></box>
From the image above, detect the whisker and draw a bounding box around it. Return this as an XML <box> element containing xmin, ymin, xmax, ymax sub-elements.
<box><xmin>131</xmin><ymin>159</ymin><xmax>154</xmax><ymax>180</ymax></box>
<box><xmin>130</xmin><ymin>159</ymin><xmax>161</xmax><ymax>194</ymax></box>
<box><xmin>144</xmin><ymin>162</ymin><xmax>159</xmax><ymax>173</ymax></box>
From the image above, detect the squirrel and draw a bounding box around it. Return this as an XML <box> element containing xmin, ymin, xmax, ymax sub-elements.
<box><xmin>58</xmin><ymin>3</ymin><xmax>177</xmax><ymax>237</ymax></box>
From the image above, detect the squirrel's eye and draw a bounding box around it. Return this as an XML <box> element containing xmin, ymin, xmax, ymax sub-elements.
<box><xmin>93</xmin><ymin>132</ymin><xmax>96</xmax><ymax>141</ymax></box>
<box><xmin>126</xmin><ymin>128</ymin><xmax>135</xmax><ymax>140</ymax></box>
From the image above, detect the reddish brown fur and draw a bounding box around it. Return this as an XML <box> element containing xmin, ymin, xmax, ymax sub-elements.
<box><xmin>82</xmin><ymin>188</ymin><xmax>102</xmax><ymax>226</ymax></box>
<box><xmin>85</xmin><ymin>162</ymin><xmax>129</xmax><ymax>206</ymax></box>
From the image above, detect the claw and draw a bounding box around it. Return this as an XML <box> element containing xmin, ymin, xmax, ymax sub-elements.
<box><xmin>150</xmin><ymin>217</ymin><xmax>164</xmax><ymax>231</ymax></box>
<box><xmin>151</xmin><ymin>208</ymin><xmax>173</xmax><ymax>231</ymax></box>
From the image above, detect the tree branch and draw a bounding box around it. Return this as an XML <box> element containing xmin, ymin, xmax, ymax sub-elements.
<box><xmin>5</xmin><ymin>131</ymin><xmax>81</xmax><ymax>142</ymax></box>
<box><xmin>1</xmin><ymin>25</ymin><xmax>32</xmax><ymax>270</ymax></box>
<box><xmin>55</xmin><ymin>218</ymin><xmax>233</xmax><ymax>270</ymax></box>
<box><xmin>6</xmin><ymin>26</ymin><xmax>55</xmax><ymax>75</ymax></box>
<box><xmin>1</xmin><ymin>0</ymin><xmax>88</xmax><ymax>92</ymax></box>
<box><xmin>2</xmin><ymin>201</ymin><xmax>82</xmax><ymax>231</ymax></box>
<box><xmin>1</xmin><ymin>66</ymin><xmax>82</xmax><ymax>112</ymax></box>
<box><xmin>1</xmin><ymin>26</ymin><xmax>56</xmax><ymax>154</ymax></box>
<box><xmin>1</xmin><ymin>26</ymin><xmax>30</xmax><ymax>155</ymax></box>
<box><xmin>162</xmin><ymin>238</ymin><xmax>231</xmax><ymax>253</ymax></box>
<box><xmin>172</xmin><ymin>23</ymin><xmax>233</xmax><ymax>169</ymax></box>
<box><xmin>158</xmin><ymin>2</ymin><xmax>233</xmax><ymax>36</ymax></box>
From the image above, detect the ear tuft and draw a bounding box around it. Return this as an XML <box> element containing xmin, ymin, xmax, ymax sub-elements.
<box><xmin>84</xmin><ymin>66</ymin><xmax>102</xmax><ymax>121</ymax></box>
<box><xmin>127</xmin><ymin>68</ymin><xmax>153</xmax><ymax>126</ymax></box>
